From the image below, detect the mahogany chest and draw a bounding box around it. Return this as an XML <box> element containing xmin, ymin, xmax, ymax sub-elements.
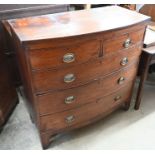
<box><xmin>5</xmin><ymin>6</ymin><xmax>150</xmax><ymax>149</ymax></box>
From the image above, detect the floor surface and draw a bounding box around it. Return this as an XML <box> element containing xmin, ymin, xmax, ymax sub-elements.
<box><xmin>0</xmin><ymin>81</ymin><xmax>155</xmax><ymax>150</ymax></box>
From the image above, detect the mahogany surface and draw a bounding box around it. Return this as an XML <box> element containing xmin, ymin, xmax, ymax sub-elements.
<box><xmin>40</xmin><ymin>84</ymin><xmax>133</xmax><ymax>132</ymax></box>
<box><xmin>29</xmin><ymin>28</ymin><xmax>144</xmax><ymax>71</ymax></box>
<box><xmin>38</xmin><ymin>63</ymin><xmax>138</xmax><ymax>116</ymax></box>
<box><xmin>8</xmin><ymin>6</ymin><xmax>149</xmax><ymax>42</ymax></box>
<box><xmin>5</xmin><ymin>6</ymin><xmax>150</xmax><ymax>149</ymax></box>
<box><xmin>32</xmin><ymin>46</ymin><xmax>141</xmax><ymax>93</ymax></box>
<box><xmin>29</xmin><ymin>39</ymin><xmax>100</xmax><ymax>70</ymax></box>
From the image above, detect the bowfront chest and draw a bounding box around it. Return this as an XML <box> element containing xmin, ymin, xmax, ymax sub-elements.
<box><xmin>5</xmin><ymin>6</ymin><xmax>150</xmax><ymax>149</ymax></box>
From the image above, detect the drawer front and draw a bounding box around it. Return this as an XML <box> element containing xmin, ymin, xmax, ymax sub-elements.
<box><xmin>29</xmin><ymin>29</ymin><xmax>144</xmax><ymax>71</ymax></box>
<box><xmin>40</xmin><ymin>84</ymin><xmax>133</xmax><ymax>132</ymax></box>
<box><xmin>38</xmin><ymin>62</ymin><xmax>138</xmax><ymax>115</ymax></box>
<box><xmin>32</xmin><ymin>45</ymin><xmax>141</xmax><ymax>93</ymax></box>
<box><xmin>103</xmin><ymin>28</ymin><xmax>144</xmax><ymax>55</ymax></box>
<box><xmin>29</xmin><ymin>39</ymin><xmax>101</xmax><ymax>70</ymax></box>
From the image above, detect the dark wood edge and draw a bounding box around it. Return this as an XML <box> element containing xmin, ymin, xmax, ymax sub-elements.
<box><xmin>12</xmin><ymin>28</ymin><xmax>45</xmax><ymax>131</ymax></box>
<box><xmin>0</xmin><ymin>97</ymin><xmax>19</xmax><ymax>132</ymax></box>
<box><xmin>134</xmin><ymin>52</ymin><xmax>152</xmax><ymax>110</ymax></box>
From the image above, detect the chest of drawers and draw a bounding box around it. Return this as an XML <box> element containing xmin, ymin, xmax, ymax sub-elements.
<box><xmin>5</xmin><ymin>6</ymin><xmax>150</xmax><ymax>149</ymax></box>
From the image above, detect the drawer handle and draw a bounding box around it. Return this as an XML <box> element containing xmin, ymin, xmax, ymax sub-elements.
<box><xmin>120</xmin><ymin>57</ymin><xmax>128</xmax><ymax>66</ymax></box>
<box><xmin>124</xmin><ymin>38</ymin><xmax>131</xmax><ymax>48</ymax></box>
<box><xmin>64</xmin><ymin>73</ymin><xmax>76</xmax><ymax>83</ymax></box>
<box><xmin>63</xmin><ymin>53</ymin><xmax>75</xmax><ymax>63</ymax></box>
<box><xmin>114</xmin><ymin>95</ymin><xmax>122</xmax><ymax>101</ymax></box>
<box><xmin>65</xmin><ymin>96</ymin><xmax>76</xmax><ymax>104</ymax></box>
<box><xmin>118</xmin><ymin>77</ymin><xmax>125</xmax><ymax>84</ymax></box>
<box><xmin>65</xmin><ymin>115</ymin><xmax>75</xmax><ymax>123</ymax></box>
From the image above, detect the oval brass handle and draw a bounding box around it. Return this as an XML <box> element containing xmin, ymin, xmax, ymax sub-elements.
<box><xmin>114</xmin><ymin>95</ymin><xmax>122</xmax><ymax>101</ymax></box>
<box><xmin>118</xmin><ymin>77</ymin><xmax>125</xmax><ymax>84</ymax></box>
<box><xmin>124</xmin><ymin>38</ymin><xmax>131</xmax><ymax>48</ymax></box>
<box><xmin>65</xmin><ymin>96</ymin><xmax>76</xmax><ymax>104</ymax></box>
<box><xmin>65</xmin><ymin>115</ymin><xmax>75</xmax><ymax>123</ymax></box>
<box><xmin>64</xmin><ymin>74</ymin><xmax>76</xmax><ymax>83</ymax></box>
<box><xmin>120</xmin><ymin>57</ymin><xmax>128</xmax><ymax>66</ymax></box>
<box><xmin>63</xmin><ymin>53</ymin><xmax>75</xmax><ymax>63</ymax></box>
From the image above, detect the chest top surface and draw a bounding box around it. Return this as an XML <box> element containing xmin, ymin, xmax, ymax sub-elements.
<box><xmin>6</xmin><ymin>6</ymin><xmax>150</xmax><ymax>42</ymax></box>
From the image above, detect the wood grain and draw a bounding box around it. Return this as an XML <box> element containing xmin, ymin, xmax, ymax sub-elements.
<box><xmin>32</xmin><ymin>45</ymin><xmax>141</xmax><ymax>93</ymax></box>
<box><xmin>40</xmin><ymin>84</ymin><xmax>133</xmax><ymax>132</ymax></box>
<box><xmin>38</xmin><ymin>62</ymin><xmax>138</xmax><ymax>115</ymax></box>
<box><xmin>7</xmin><ymin>6</ymin><xmax>150</xmax><ymax>41</ymax></box>
<box><xmin>29</xmin><ymin>39</ymin><xmax>101</xmax><ymax>70</ymax></box>
<box><xmin>6</xmin><ymin>6</ymin><xmax>150</xmax><ymax>149</ymax></box>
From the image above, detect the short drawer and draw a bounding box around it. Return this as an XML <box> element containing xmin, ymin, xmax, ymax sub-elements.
<box><xmin>103</xmin><ymin>28</ymin><xmax>144</xmax><ymax>55</ymax></box>
<box><xmin>38</xmin><ymin>62</ymin><xmax>138</xmax><ymax>115</ymax></box>
<box><xmin>32</xmin><ymin>45</ymin><xmax>141</xmax><ymax>93</ymax></box>
<box><xmin>29</xmin><ymin>39</ymin><xmax>101</xmax><ymax>70</ymax></box>
<box><xmin>40</xmin><ymin>84</ymin><xmax>132</xmax><ymax>132</ymax></box>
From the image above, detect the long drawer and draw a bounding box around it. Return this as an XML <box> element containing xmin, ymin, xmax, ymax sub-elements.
<box><xmin>38</xmin><ymin>62</ymin><xmax>138</xmax><ymax>116</ymax></box>
<box><xmin>32</xmin><ymin>45</ymin><xmax>141</xmax><ymax>93</ymax></box>
<box><xmin>40</xmin><ymin>84</ymin><xmax>133</xmax><ymax>132</ymax></box>
<box><xmin>28</xmin><ymin>28</ymin><xmax>144</xmax><ymax>70</ymax></box>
